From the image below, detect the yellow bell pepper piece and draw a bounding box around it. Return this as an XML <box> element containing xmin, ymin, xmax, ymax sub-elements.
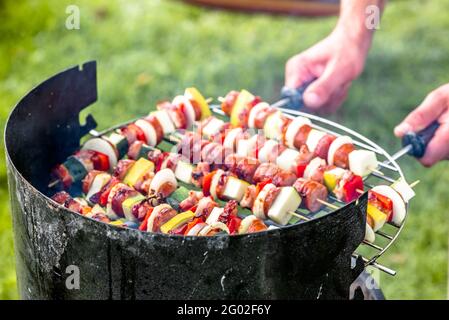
<box><xmin>367</xmin><ymin>203</ymin><xmax>387</xmax><ymax>231</ymax></box>
<box><xmin>323</xmin><ymin>171</ymin><xmax>338</xmax><ymax>191</ymax></box>
<box><xmin>160</xmin><ymin>210</ymin><xmax>195</xmax><ymax>234</ymax></box>
<box><xmin>230</xmin><ymin>89</ymin><xmax>255</xmax><ymax>126</ymax></box>
<box><xmin>185</xmin><ymin>87</ymin><xmax>211</xmax><ymax>120</ymax></box>
<box><xmin>123</xmin><ymin>158</ymin><xmax>154</xmax><ymax>187</ymax></box>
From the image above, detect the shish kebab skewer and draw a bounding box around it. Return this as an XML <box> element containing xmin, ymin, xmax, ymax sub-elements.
<box><xmin>164</xmin><ymin>132</ymin><xmax>415</xmax><ymax>240</ymax></box>
<box><xmin>170</xmin><ymin>128</ymin><xmax>365</xmax><ymax>206</ymax></box>
<box><xmin>52</xmin><ymin>177</ymin><xmax>271</xmax><ymax>236</ymax></box>
<box><xmin>53</xmin><ymin>154</ymin><xmax>273</xmax><ymax>236</ymax></box>
<box><xmin>54</xmin><ymin>136</ymin><xmax>306</xmax><ymax>231</ymax></box>
<box><xmin>217</xmin><ymin>90</ymin><xmax>382</xmax><ymax>176</ymax></box>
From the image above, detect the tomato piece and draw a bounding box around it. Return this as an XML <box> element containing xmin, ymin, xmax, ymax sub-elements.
<box><xmin>138</xmin><ymin>207</ymin><xmax>154</xmax><ymax>231</ymax></box>
<box><xmin>254</xmin><ymin>147</ymin><xmax>259</xmax><ymax>159</ymax></box>
<box><xmin>91</xmin><ymin>151</ymin><xmax>110</xmax><ymax>171</ymax></box>
<box><xmin>99</xmin><ymin>178</ymin><xmax>120</xmax><ymax>206</ymax></box>
<box><xmin>184</xmin><ymin>217</ymin><xmax>203</xmax><ymax>235</ymax></box>
<box><xmin>249</xmin><ymin>96</ymin><xmax>262</xmax><ymax>108</ymax></box>
<box><xmin>134</xmin><ymin>125</ymin><xmax>147</xmax><ymax>143</ymax></box>
<box><xmin>202</xmin><ymin>171</ymin><xmax>216</xmax><ymax>196</ymax></box>
<box><xmin>155</xmin><ymin>152</ymin><xmax>169</xmax><ymax>172</ymax></box>
<box><xmin>227</xmin><ymin>216</ymin><xmax>242</xmax><ymax>235</ymax></box>
<box><xmin>343</xmin><ymin>175</ymin><xmax>364</xmax><ymax>203</ymax></box>
<box><xmin>370</xmin><ymin>191</ymin><xmax>393</xmax><ymax>211</ymax></box>
<box><xmin>296</xmin><ymin>164</ymin><xmax>307</xmax><ymax>178</ymax></box>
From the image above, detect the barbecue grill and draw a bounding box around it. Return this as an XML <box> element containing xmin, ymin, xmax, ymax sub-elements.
<box><xmin>5</xmin><ymin>61</ymin><xmax>411</xmax><ymax>299</ymax></box>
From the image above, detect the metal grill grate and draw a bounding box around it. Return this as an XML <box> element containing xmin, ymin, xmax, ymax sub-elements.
<box><xmin>88</xmin><ymin>104</ymin><xmax>409</xmax><ymax>277</ymax></box>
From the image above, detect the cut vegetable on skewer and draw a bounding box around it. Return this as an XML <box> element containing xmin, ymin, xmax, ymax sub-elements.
<box><xmin>82</xmin><ymin>138</ymin><xmax>117</xmax><ymax>169</ymax></box>
<box><xmin>371</xmin><ymin>185</ymin><xmax>406</xmax><ymax>226</ymax></box>
<box><xmin>185</xmin><ymin>87</ymin><xmax>211</xmax><ymax>120</ymax></box>
<box><xmin>364</xmin><ymin>223</ymin><xmax>376</xmax><ymax>243</ymax></box>
<box><xmin>150</xmin><ymin>169</ymin><xmax>177</xmax><ymax>197</ymax></box>
<box><xmin>123</xmin><ymin>158</ymin><xmax>155</xmax><ymax>188</ymax></box>
<box><xmin>391</xmin><ymin>178</ymin><xmax>416</xmax><ymax>202</ymax></box>
<box><xmin>268</xmin><ymin>186</ymin><xmax>302</xmax><ymax>225</ymax></box>
<box><xmin>348</xmin><ymin>150</ymin><xmax>378</xmax><ymax>177</ymax></box>
<box><xmin>160</xmin><ymin>210</ymin><xmax>195</xmax><ymax>234</ymax></box>
<box><xmin>135</xmin><ymin>119</ymin><xmax>158</xmax><ymax>147</ymax></box>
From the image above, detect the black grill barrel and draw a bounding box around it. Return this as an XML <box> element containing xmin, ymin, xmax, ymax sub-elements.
<box><xmin>4</xmin><ymin>61</ymin><xmax>367</xmax><ymax>300</ymax></box>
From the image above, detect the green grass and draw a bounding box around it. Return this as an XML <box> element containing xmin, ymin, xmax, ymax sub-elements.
<box><xmin>1</xmin><ymin>0</ymin><xmax>448</xmax><ymax>299</ymax></box>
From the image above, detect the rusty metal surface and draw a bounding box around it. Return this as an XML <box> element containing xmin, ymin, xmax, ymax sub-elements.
<box><xmin>5</xmin><ymin>61</ymin><xmax>366</xmax><ymax>299</ymax></box>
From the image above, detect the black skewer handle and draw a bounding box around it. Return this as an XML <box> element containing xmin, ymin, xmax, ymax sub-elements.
<box><xmin>402</xmin><ymin>121</ymin><xmax>440</xmax><ymax>158</ymax></box>
<box><xmin>280</xmin><ymin>80</ymin><xmax>315</xmax><ymax>110</ymax></box>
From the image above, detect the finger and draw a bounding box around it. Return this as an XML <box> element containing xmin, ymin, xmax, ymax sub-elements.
<box><xmin>303</xmin><ymin>61</ymin><xmax>352</xmax><ymax>109</ymax></box>
<box><xmin>394</xmin><ymin>87</ymin><xmax>449</xmax><ymax>137</ymax></box>
<box><xmin>419</xmin><ymin>122</ymin><xmax>449</xmax><ymax>167</ymax></box>
<box><xmin>285</xmin><ymin>54</ymin><xmax>323</xmax><ymax>89</ymax></box>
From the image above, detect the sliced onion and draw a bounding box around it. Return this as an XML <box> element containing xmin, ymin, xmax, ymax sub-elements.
<box><xmin>150</xmin><ymin>169</ymin><xmax>177</xmax><ymax>196</ymax></box>
<box><xmin>327</xmin><ymin>135</ymin><xmax>353</xmax><ymax>165</ymax></box>
<box><xmin>135</xmin><ymin>119</ymin><xmax>157</xmax><ymax>147</ymax></box>
<box><xmin>186</xmin><ymin>222</ymin><xmax>207</xmax><ymax>236</ymax></box>
<box><xmin>252</xmin><ymin>183</ymin><xmax>276</xmax><ymax>220</ymax></box>
<box><xmin>206</xmin><ymin>207</ymin><xmax>224</xmax><ymax>225</ymax></box>
<box><xmin>306</xmin><ymin>129</ymin><xmax>327</xmax><ymax>153</ymax></box>
<box><xmin>210</xmin><ymin>169</ymin><xmax>225</xmax><ymax>199</ymax></box>
<box><xmin>285</xmin><ymin>116</ymin><xmax>312</xmax><ymax>149</ymax></box>
<box><xmin>258</xmin><ymin>140</ymin><xmax>278</xmax><ymax>163</ymax></box>
<box><xmin>223</xmin><ymin>127</ymin><xmax>243</xmax><ymax>151</ymax></box>
<box><xmin>82</xmin><ymin>138</ymin><xmax>117</xmax><ymax>169</ymax></box>
<box><xmin>238</xmin><ymin>215</ymin><xmax>258</xmax><ymax>234</ymax></box>
<box><xmin>147</xmin><ymin>204</ymin><xmax>172</xmax><ymax>232</ymax></box>
<box><xmin>173</xmin><ymin>95</ymin><xmax>195</xmax><ymax>128</ymax></box>
<box><xmin>248</xmin><ymin>102</ymin><xmax>269</xmax><ymax>129</ymax></box>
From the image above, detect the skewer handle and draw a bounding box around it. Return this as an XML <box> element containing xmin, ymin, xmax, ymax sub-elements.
<box><xmin>279</xmin><ymin>79</ymin><xmax>315</xmax><ymax>110</ymax></box>
<box><xmin>402</xmin><ymin>121</ymin><xmax>439</xmax><ymax>158</ymax></box>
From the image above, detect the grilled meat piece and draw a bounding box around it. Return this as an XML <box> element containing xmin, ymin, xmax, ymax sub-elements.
<box><xmin>293</xmin><ymin>178</ymin><xmax>328</xmax><ymax>212</ymax></box>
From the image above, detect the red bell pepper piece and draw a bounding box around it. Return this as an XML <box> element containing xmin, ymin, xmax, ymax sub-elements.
<box><xmin>368</xmin><ymin>190</ymin><xmax>393</xmax><ymax>221</ymax></box>
<box><xmin>91</xmin><ymin>151</ymin><xmax>110</xmax><ymax>171</ymax></box>
<box><xmin>202</xmin><ymin>171</ymin><xmax>216</xmax><ymax>196</ymax></box>
<box><xmin>296</xmin><ymin>164</ymin><xmax>307</xmax><ymax>178</ymax></box>
<box><xmin>227</xmin><ymin>216</ymin><xmax>242</xmax><ymax>235</ymax></box>
<box><xmin>155</xmin><ymin>152</ymin><xmax>169</xmax><ymax>172</ymax></box>
<box><xmin>343</xmin><ymin>175</ymin><xmax>364</xmax><ymax>203</ymax></box>
<box><xmin>184</xmin><ymin>217</ymin><xmax>204</xmax><ymax>235</ymax></box>
<box><xmin>99</xmin><ymin>177</ymin><xmax>120</xmax><ymax>206</ymax></box>
<box><xmin>138</xmin><ymin>207</ymin><xmax>154</xmax><ymax>231</ymax></box>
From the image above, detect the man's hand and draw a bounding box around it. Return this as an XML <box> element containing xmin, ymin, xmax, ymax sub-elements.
<box><xmin>285</xmin><ymin>29</ymin><xmax>369</xmax><ymax>113</ymax></box>
<box><xmin>285</xmin><ymin>0</ymin><xmax>386</xmax><ymax>112</ymax></box>
<box><xmin>394</xmin><ymin>84</ymin><xmax>449</xmax><ymax>167</ymax></box>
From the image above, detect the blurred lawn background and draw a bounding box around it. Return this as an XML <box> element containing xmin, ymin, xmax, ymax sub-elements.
<box><xmin>1</xmin><ymin>0</ymin><xmax>448</xmax><ymax>299</ymax></box>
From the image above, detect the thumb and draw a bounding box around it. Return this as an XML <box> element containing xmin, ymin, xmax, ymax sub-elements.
<box><xmin>303</xmin><ymin>62</ymin><xmax>350</xmax><ymax>109</ymax></box>
<box><xmin>394</xmin><ymin>89</ymin><xmax>448</xmax><ymax>137</ymax></box>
